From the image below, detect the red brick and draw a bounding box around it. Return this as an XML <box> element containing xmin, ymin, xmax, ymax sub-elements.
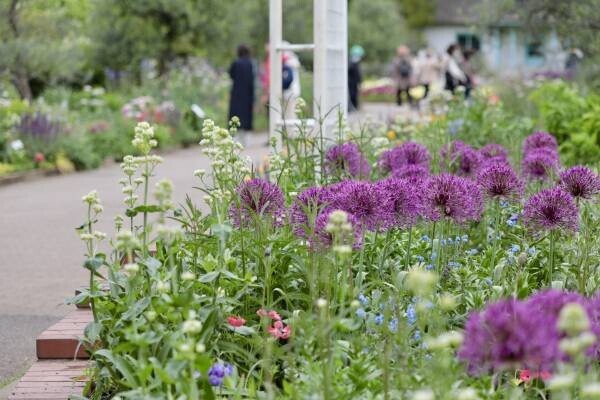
<box><xmin>36</xmin><ymin>310</ymin><xmax>92</xmax><ymax>360</ymax></box>
<box><xmin>9</xmin><ymin>360</ymin><xmax>88</xmax><ymax>400</ymax></box>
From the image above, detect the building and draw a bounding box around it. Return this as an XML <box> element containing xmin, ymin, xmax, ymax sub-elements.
<box><xmin>422</xmin><ymin>0</ymin><xmax>565</xmax><ymax>76</ymax></box>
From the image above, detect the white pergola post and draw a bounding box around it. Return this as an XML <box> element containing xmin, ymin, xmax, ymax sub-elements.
<box><xmin>269</xmin><ymin>0</ymin><xmax>348</xmax><ymax>147</ymax></box>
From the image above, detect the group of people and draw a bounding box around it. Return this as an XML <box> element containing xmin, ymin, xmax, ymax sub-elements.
<box><xmin>349</xmin><ymin>43</ymin><xmax>476</xmax><ymax>111</ymax></box>
<box><xmin>228</xmin><ymin>43</ymin><xmax>302</xmax><ymax>132</ymax></box>
<box><xmin>392</xmin><ymin>44</ymin><xmax>475</xmax><ymax>107</ymax></box>
<box><xmin>228</xmin><ymin>42</ymin><xmax>477</xmax><ymax>130</ymax></box>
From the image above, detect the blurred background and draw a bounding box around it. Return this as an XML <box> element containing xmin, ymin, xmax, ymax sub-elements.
<box><xmin>1</xmin><ymin>0</ymin><xmax>598</xmax><ymax>179</ymax></box>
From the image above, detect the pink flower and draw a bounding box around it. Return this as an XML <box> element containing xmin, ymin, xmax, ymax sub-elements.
<box><xmin>256</xmin><ymin>308</ymin><xmax>281</xmax><ymax>321</ymax></box>
<box><xmin>268</xmin><ymin>320</ymin><xmax>291</xmax><ymax>340</ymax></box>
<box><xmin>227</xmin><ymin>316</ymin><xmax>246</xmax><ymax>327</ymax></box>
<box><xmin>519</xmin><ymin>369</ymin><xmax>552</xmax><ymax>383</ymax></box>
<box><xmin>33</xmin><ymin>152</ymin><xmax>45</xmax><ymax>164</ymax></box>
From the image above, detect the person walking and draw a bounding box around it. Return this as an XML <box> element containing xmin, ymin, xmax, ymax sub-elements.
<box><xmin>417</xmin><ymin>48</ymin><xmax>441</xmax><ymax>99</ymax></box>
<box><xmin>228</xmin><ymin>44</ymin><xmax>255</xmax><ymax>131</ymax></box>
<box><xmin>348</xmin><ymin>45</ymin><xmax>364</xmax><ymax>112</ymax></box>
<box><xmin>392</xmin><ymin>45</ymin><xmax>415</xmax><ymax>106</ymax></box>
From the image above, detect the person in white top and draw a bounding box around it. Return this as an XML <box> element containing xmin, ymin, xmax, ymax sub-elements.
<box><xmin>282</xmin><ymin>42</ymin><xmax>301</xmax><ymax>120</ymax></box>
<box><xmin>444</xmin><ymin>44</ymin><xmax>467</xmax><ymax>94</ymax></box>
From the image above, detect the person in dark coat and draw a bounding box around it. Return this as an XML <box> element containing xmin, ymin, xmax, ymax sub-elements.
<box><xmin>348</xmin><ymin>45</ymin><xmax>364</xmax><ymax>112</ymax></box>
<box><xmin>228</xmin><ymin>44</ymin><xmax>255</xmax><ymax>131</ymax></box>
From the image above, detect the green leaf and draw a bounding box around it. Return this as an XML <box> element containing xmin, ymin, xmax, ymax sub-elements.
<box><xmin>126</xmin><ymin>204</ymin><xmax>163</xmax><ymax>217</ymax></box>
<box><xmin>84</xmin><ymin>321</ymin><xmax>101</xmax><ymax>343</ymax></box>
<box><xmin>94</xmin><ymin>349</ymin><xmax>138</xmax><ymax>387</ymax></box>
<box><xmin>83</xmin><ymin>256</ymin><xmax>104</xmax><ymax>272</ymax></box>
<box><xmin>198</xmin><ymin>271</ymin><xmax>220</xmax><ymax>283</ymax></box>
<box><xmin>121</xmin><ymin>297</ymin><xmax>150</xmax><ymax>321</ymax></box>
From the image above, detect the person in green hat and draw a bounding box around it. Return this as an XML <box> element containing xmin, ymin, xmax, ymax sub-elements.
<box><xmin>348</xmin><ymin>45</ymin><xmax>364</xmax><ymax>111</ymax></box>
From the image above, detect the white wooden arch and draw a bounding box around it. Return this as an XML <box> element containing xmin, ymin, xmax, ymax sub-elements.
<box><xmin>269</xmin><ymin>0</ymin><xmax>348</xmax><ymax>144</ymax></box>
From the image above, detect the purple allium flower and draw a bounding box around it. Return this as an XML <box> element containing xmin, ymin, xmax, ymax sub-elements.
<box><xmin>389</xmin><ymin>141</ymin><xmax>431</xmax><ymax>171</ymax></box>
<box><xmin>378</xmin><ymin>149</ymin><xmax>393</xmax><ymax>173</ymax></box>
<box><xmin>329</xmin><ymin>180</ymin><xmax>394</xmax><ymax>231</ymax></box>
<box><xmin>290</xmin><ymin>186</ymin><xmax>331</xmax><ymax>237</ymax></box>
<box><xmin>477</xmin><ymin>163</ymin><xmax>524</xmax><ymax>200</ymax></box>
<box><xmin>324</xmin><ymin>142</ymin><xmax>371</xmax><ymax>179</ymax></box>
<box><xmin>313</xmin><ymin>209</ymin><xmax>363</xmax><ymax>249</ymax></box>
<box><xmin>440</xmin><ymin>141</ymin><xmax>483</xmax><ymax>177</ymax></box>
<box><xmin>479</xmin><ymin>143</ymin><xmax>509</xmax><ymax>163</ymax></box>
<box><xmin>208</xmin><ymin>362</ymin><xmax>233</xmax><ymax>386</ymax></box>
<box><xmin>391</xmin><ymin>164</ymin><xmax>430</xmax><ymax>180</ymax></box>
<box><xmin>522</xmin><ymin>187</ymin><xmax>579</xmax><ymax>232</ymax></box>
<box><xmin>523</xmin><ymin>131</ymin><xmax>558</xmax><ymax>154</ymax></box>
<box><xmin>229</xmin><ymin>178</ymin><xmax>285</xmax><ymax>227</ymax></box>
<box><xmin>527</xmin><ymin>290</ymin><xmax>599</xmax><ymax>360</ymax></box>
<box><xmin>421</xmin><ymin>174</ymin><xmax>483</xmax><ymax>223</ymax></box>
<box><xmin>559</xmin><ymin>166</ymin><xmax>600</xmax><ymax>200</ymax></box>
<box><xmin>458</xmin><ymin>298</ymin><xmax>561</xmax><ymax>374</ymax></box>
<box><xmin>376</xmin><ymin>178</ymin><xmax>421</xmax><ymax>228</ymax></box>
<box><xmin>521</xmin><ymin>148</ymin><xmax>560</xmax><ymax>180</ymax></box>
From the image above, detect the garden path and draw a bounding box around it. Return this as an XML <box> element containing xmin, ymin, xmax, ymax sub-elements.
<box><xmin>0</xmin><ymin>133</ymin><xmax>272</xmax><ymax>393</ymax></box>
<box><xmin>0</xmin><ymin>102</ymin><xmax>406</xmax><ymax>395</ymax></box>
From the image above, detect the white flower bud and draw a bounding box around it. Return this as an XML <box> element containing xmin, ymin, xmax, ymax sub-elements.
<box><xmin>182</xmin><ymin>319</ymin><xmax>202</xmax><ymax>334</ymax></box>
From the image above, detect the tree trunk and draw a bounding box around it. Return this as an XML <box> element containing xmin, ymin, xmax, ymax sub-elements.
<box><xmin>7</xmin><ymin>0</ymin><xmax>33</xmax><ymax>101</ymax></box>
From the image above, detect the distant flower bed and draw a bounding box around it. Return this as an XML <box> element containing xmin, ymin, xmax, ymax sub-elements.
<box><xmin>0</xmin><ymin>62</ymin><xmax>229</xmax><ymax>179</ymax></box>
<box><xmin>75</xmin><ymin>88</ymin><xmax>600</xmax><ymax>398</ymax></box>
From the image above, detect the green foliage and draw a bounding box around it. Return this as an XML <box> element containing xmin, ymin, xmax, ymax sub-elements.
<box><xmin>349</xmin><ymin>0</ymin><xmax>408</xmax><ymax>65</ymax></box>
<box><xmin>0</xmin><ymin>0</ymin><xmax>89</xmax><ymax>99</ymax></box>
<box><xmin>397</xmin><ymin>0</ymin><xmax>435</xmax><ymax>29</ymax></box>
<box><xmin>529</xmin><ymin>80</ymin><xmax>600</xmax><ymax>166</ymax></box>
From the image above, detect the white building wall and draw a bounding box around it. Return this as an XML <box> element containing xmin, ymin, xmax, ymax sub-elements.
<box><xmin>424</xmin><ymin>25</ymin><xmax>565</xmax><ymax>77</ymax></box>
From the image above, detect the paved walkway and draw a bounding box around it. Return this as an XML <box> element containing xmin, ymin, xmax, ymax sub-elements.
<box><xmin>0</xmin><ymin>103</ymin><xmax>404</xmax><ymax>396</ymax></box>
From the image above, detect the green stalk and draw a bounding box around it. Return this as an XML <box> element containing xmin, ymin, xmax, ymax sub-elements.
<box><xmin>405</xmin><ymin>227</ymin><xmax>413</xmax><ymax>269</ymax></box>
<box><xmin>549</xmin><ymin>229</ymin><xmax>556</xmax><ymax>286</ymax></box>
<box><xmin>142</xmin><ymin>161</ymin><xmax>150</xmax><ymax>257</ymax></box>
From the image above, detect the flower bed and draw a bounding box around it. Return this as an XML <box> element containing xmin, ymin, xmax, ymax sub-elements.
<box><xmin>73</xmin><ymin>90</ymin><xmax>599</xmax><ymax>399</ymax></box>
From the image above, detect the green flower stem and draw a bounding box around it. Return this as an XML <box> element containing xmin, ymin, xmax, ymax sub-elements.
<box><xmin>549</xmin><ymin>229</ymin><xmax>556</xmax><ymax>286</ymax></box>
<box><xmin>405</xmin><ymin>227</ymin><xmax>413</xmax><ymax>269</ymax></box>
<box><xmin>142</xmin><ymin>161</ymin><xmax>150</xmax><ymax>258</ymax></box>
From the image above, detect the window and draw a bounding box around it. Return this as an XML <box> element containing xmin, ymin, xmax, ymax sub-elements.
<box><xmin>526</xmin><ymin>41</ymin><xmax>544</xmax><ymax>58</ymax></box>
<box><xmin>457</xmin><ymin>33</ymin><xmax>480</xmax><ymax>52</ymax></box>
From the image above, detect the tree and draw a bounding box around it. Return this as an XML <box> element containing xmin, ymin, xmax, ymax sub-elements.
<box><xmin>349</xmin><ymin>0</ymin><xmax>409</xmax><ymax>67</ymax></box>
<box><xmin>0</xmin><ymin>0</ymin><xmax>88</xmax><ymax>99</ymax></box>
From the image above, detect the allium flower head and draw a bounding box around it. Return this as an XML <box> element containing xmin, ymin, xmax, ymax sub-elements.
<box><xmin>376</xmin><ymin>178</ymin><xmax>421</xmax><ymax>228</ymax></box>
<box><xmin>422</xmin><ymin>174</ymin><xmax>483</xmax><ymax>223</ymax></box>
<box><xmin>523</xmin><ymin>131</ymin><xmax>558</xmax><ymax>154</ymax></box>
<box><xmin>440</xmin><ymin>141</ymin><xmax>483</xmax><ymax>177</ymax></box>
<box><xmin>229</xmin><ymin>178</ymin><xmax>285</xmax><ymax>227</ymax></box>
<box><xmin>392</xmin><ymin>164</ymin><xmax>430</xmax><ymax>180</ymax></box>
<box><xmin>477</xmin><ymin>163</ymin><xmax>524</xmax><ymax>200</ymax></box>
<box><xmin>329</xmin><ymin>180</ymin><xmax>395</xmax><ymax>231</ymax></box>
<box><xmin>522</xmin><ymin>187</ymin><xmax>578</xmax><ymax>232</ymax></box>
<box><xmin>313</xmin><ymin>209</ymin><xmax>363</xmax><ymax>249</ymax></box>
<box><xmin>324</xmin><ymin>142</ymin><xmax>371</xmax><ymax>179</ymax></box>
<box><xmin>389</xmin><ymin>141</ymin><xmax>431</xmax><ymax>170</ymax></box>
<box><xmin>479</xmin><ymin>143</ymin><xmax>509</xmax><ymax>163</ymax></box>
<box><xmin>459</xmin><ymin>298</ymin><xmax>560</xmax><ymax>374</ymax></box>
<box><xmin>559</xmin><ymin>166</ymin><xmax>600</xmax><ymax>199</ymax></box>
<box><xmin>522</xmin><ymin>148</ymin><xmax>560</xmax><ymax>180</ymax></box>
<box><xmin>290</xmin><ymin>186</ymin><xmax>331</xmax><ymax>237</ymax></box>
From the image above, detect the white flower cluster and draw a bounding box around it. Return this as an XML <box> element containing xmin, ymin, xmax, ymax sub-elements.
<box><xmin>132</xmin><ymin>121</ymin><xmax>158</xmax><ymax>155</ymax></box>
<box><xmin>199</xmin><ymin>119</ymin><xmax>251</xmax><ymax>192</ymax></box>
<box><xmin>154</xmin><ymin>179</ymin><xmax>174</xmax><ymax>211</ymax></box>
